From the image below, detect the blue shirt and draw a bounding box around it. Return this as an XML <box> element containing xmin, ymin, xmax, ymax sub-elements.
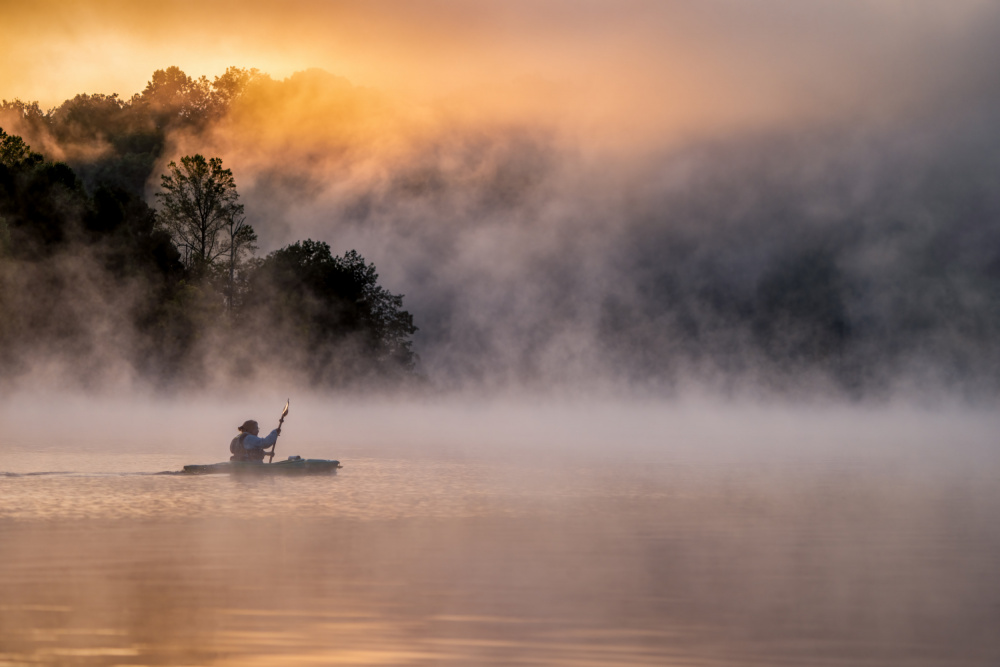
<box><xmin>235</xmin><ymin>429</ymin><xmax>279</xmax><ymax>451</ymax></box>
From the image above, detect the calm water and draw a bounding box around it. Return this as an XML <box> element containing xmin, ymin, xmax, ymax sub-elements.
<box><xmin>2</xmin><ymin>401</ymin><xmax>1000</xmax><ymax>666</ymax></box>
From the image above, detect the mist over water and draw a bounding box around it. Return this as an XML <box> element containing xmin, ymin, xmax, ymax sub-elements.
<box><xmin>191</xmin><ymin>101</ymin><xmax>1000</xmax><ymax>396</ymax></box>
<box><xmin>7</xmin><ymin>63</ymin><xmax>1000</xmax><ymax>395</ymax></box>
<box><xmin>2</xmin><ymin>396</ymin><xmax>1000</xmax><ymax>664</ymax></box>
<box><xmin>4</xmin><ymin>2</ymin><xmax>1000</xmax><ymax>664</ymax></box>
<box><xmin>1</xmin><ymin>3</ymin><xmax>1000</xmax><ymax>395</ymax></box>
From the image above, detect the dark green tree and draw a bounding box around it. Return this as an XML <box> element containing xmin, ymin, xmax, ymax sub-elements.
<box><xmin>211</xmin><ymin>66</ymin><xmax>267</xmax><ymax>111</ymax></box>
<box><xmin>0</xmin><ymin>99</ymin><xmax>47</xmax><ymax>139</ymax></box>
<box><xmin>0</xmin><ymin>214</ymin><xmax>9</xmax><ymax>257</ymax></box>
<box><xmin>155</xmin><ymin>154</ymin><xmax>246</xmax><ymax>275</ymax></box>
<box><xmin>138</xmin><ymin>66</ymin><xmax>212</xmax><ymax>126</ymax></box>
<box><xmin>0</xmin><ymin>128</ymin><xmax>191</xmax><ymax>384</ymax></box>
<box><xmin>246</xmin><ymin>240</ymin><xmax>417</xmax><ymax>382</ymax></box>
<box><xmin>0</xmin><ymin>127</ymin><xmax>82</xmax><ymax>256</ymax></box>
<box><xmin>223</xmin><ymin>209</ymin><xmax>258</xmax><ymax>314</ymax></box>
<box><xmin>0</xmin><ymin>127</ymin><xmax>38</xmax><ymax>168</ymax></box>
<box><xmin>3</xmin><ymin>67</ymin><xmax>273</xmax><ymax>201</ymax></box>
<box><xmin>48</xmin><ymin>93</ymin><xmax>128</xmax><ymax>145</ymax></box>
<box><xmin>45</xmin><ymin>92</ymin><xmax>160</xmax><ymax>195</ymax></box>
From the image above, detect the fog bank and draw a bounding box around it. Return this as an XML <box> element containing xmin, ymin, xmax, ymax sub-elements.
<box><xmin>3</xmin><ymin>1</ymin><xmax>1000</xmax><ymax>398</ymax></box>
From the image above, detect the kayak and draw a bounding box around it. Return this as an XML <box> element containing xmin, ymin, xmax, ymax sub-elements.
<box><xmin>183</xmin><ymin>457</ymin><xmax>342</xmax><ymax>475</ymax></box>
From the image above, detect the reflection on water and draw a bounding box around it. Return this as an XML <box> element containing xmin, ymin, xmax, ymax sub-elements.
<box><xmin>2</xmin><ymin>441</ymin><xmax>1000</xmax><ymax>665</ymax></box>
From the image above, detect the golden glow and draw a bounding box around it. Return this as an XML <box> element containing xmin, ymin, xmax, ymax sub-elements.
<box><xmin>2</xmin><ymin>1</ymin><xmax>997</xmax><ymax>150</ymax></box>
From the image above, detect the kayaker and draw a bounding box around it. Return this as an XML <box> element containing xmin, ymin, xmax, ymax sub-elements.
<box><xmin>230</xmin><ymin>419</ymin><xmax>280</xmax><ymax>462</ymax></box>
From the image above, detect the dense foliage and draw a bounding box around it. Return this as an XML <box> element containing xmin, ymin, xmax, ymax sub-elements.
<box><xmin>244</xmin><ymin>241</ymin><xmax>417</xmax><ymax>383</ymax></box>
<box><xmin>1</xmin><ymin>66</ymin><xmax>266</xmax><ymax>197</ymax></box>
<box><xmin>0</xmin><ymin>67</ymin><xmax>418</xmax><ymax>389</ymax></box>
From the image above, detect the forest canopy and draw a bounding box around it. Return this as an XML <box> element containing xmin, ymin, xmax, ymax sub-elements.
<box><xmin>0</xmin><ymin>66</ymin><xmax>418</xmax><ymax>391</ymax></box>
<box><xmin>5</xmin><ymin>62</ymin><xmax>1000</xmax><ymax>398</ymax></box>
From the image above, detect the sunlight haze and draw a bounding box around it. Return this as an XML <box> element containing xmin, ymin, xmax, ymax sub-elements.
<box><xmin>3</xmin><ymin>2</ymin><xmax>1000</xmax><ymax>665</ymax></box>
<box><xmin>5</xmin><ymin>0</ymin><xmax>998</xmax><ymax>148</ymax></box>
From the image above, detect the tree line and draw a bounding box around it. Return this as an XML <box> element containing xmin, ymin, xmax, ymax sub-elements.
<box><xmin>1</xmin><ymin>66</ymin><xmax>267</xmax><ymax>197</ymax></box>
<box><xmin>0</xmin><ymin>67</ymin><xmax>417</xmax><ymax>389</ymax></box>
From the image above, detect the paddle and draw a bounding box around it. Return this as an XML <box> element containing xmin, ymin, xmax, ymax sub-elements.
<box><xmin>268</xmin><ymin>399</ymin><xmax>290</xmax><ymax>463</ymax></box>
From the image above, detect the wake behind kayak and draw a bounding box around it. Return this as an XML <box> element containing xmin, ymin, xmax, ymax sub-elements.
<box><xmin>183</xmin><ymin>457</ymin><xmax>342</xmax><ymax>475</ymax></box>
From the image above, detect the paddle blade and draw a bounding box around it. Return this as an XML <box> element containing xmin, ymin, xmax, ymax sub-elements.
<box><xmin>281</xmin><ymin>399</ymin><xmax>290</xmax><ymax>419</ymax></box>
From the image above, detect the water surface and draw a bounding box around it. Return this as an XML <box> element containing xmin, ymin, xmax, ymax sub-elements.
<box><xmin>2</xmin><ymin>401</ymin><xmax>999</xmax><ymax>665</ymax></box>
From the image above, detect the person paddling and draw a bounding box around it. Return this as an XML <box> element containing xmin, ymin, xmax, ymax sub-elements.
<box><xmin>230</xmin><ymin>419</ymin><xmax>280</xmax><ymax>463</ymax></box>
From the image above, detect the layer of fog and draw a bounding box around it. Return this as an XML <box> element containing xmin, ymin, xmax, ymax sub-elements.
<box><xmin>155</xmin><ymin>66</ymin><xmax>1000</xmax><ymax>397</ymax></box>
<box><xmin>5</xmin><ymin>392</ymin><xmax>999</xmax><ymax>667</ymax></box>
<box><xmin>4</xmin><ymin>1</ymin><xmax>1000</xmax><ymax>398</ymax></box>
<box><xmin>5</xmin><ymin>392</ymin><xmax>999</xmax><ymax>472</ymax></box>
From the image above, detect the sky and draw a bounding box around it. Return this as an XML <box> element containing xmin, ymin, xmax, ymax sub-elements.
<box><xmin>3</xmin><ymin>0</ymin><xmax>1000</xmax><ymax>395</ymax></box>
<box><xmin>4</xmin><ymin>0</ymin><xmax>998</xmax><ymax>146</ymax></box>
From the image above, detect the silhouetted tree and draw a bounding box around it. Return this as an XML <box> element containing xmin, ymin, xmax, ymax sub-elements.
<box><xmin>44</xmin><ymin>93</ymin><xmax>161</xmax><ymax>195</ymax></box>
<box><xmin>0</xmin><ymin>128</ymin><xmax>193</xmax><ymax>384</ymax></box>
<box><xmin>0</xmin><ymin>127</ymin><xmax>37</xmax><ymax>168</ymax></box>
<box><xmin>0</xmin><ymin>214</ymin><xmax>9</xmax><ymax>257</ymax></box>
<box><xmin>3</xmin><ymin>67</ymin><xmax>274</xmax><ymax>201</ymax></box>
<box><xmin>1</xmin><ymin>74</ymin><xmax>426</xmax><ymax>389</ymax></box>
<box><xmin>246</xmin><ymin>240</ymin><xmax>417</xmax><ymax>382</ymax></box>
<box><xmin>0</xmin><ymin>99</ymin><xmax>47</xmax><ymax>140</ymax></box>
<box><xmin>156</xmin><ymin>154</ymin><xmax>245</xmax><ymax>275</ymax></box>
<box><xmin>48</xmin><ymin>93</ymin><xmax>128</xmax><ymax>144</ymax></box>
<box><xmin>211</xmin><ymin>66</ymin><xmax>267</xmax><ymax>112</ymax></box>
<box><xmin>0</xmin><ymin>128</ymin><xmax>84</xmax><ymax>256</ymax></box>
<box><xmin>138</xmin><ymin>66</ymin><xmax>212</xmax><ymax>127</ymax></box>
<box><xmin>223</xmin><ymin>209</ymin><xmax>257</xmax><ymax>314</ymax></box>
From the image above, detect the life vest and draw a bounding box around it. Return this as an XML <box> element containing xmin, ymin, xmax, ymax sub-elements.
<box><xmin>230</xmin><ymin>432</ymin><xmax>266</xmax><ymax>462</ymax></box>
<box><xmin>230</xmin><ymin>433</ymin><xmax>246</xmax><ymax>461</ymax></box>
